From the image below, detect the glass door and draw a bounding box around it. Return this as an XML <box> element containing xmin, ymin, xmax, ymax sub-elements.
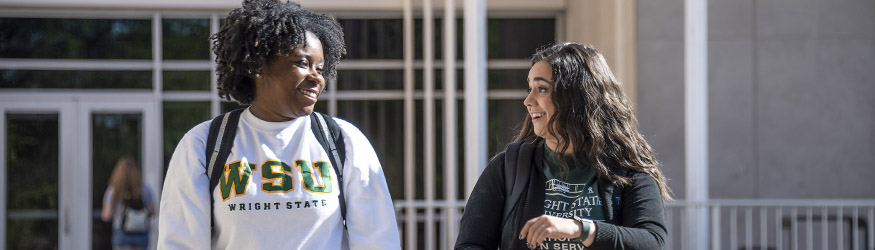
<box><xmin>5</xmin><ymin>112</ymin><xmax>62</xmax><ymax>250</ymax></box>
<box><xmin>1</xmin><ymin>101</ymin><xmax>75</xmax><ymax>250</ymax></box>
<box><xmin>81</xmin><ymin>100</ymin><xmax>159</xmax><ymax>250</ymax></box>
<box><xmin>90</xmin><ymin>113</ymin><xmax>143</xmax><ymax>250</ymax></box>
<box><xmin>1</xmin><ymin>95</ymin><xmax>159</xmax><ymax>250</ymax></box>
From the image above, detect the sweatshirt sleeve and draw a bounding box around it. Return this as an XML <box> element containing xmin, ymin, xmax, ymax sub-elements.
<box><xmin>335</xmin><ymin>118</ymin><xmax>402</xmax><ymax>250</ymax></box>
<box><xmin>589</xmin><ymin>171</ymin><xmax>668</xmax><ymax>250</ymax></box>
<box><xmin>157</xmin><ymin>121</ymin><xmax>212</xmax><ymax>250</ymax></box>
<box><xmin>454</xmin><ymin>153</ymin><xmax>507</xmax><ymax>250</ymax></box>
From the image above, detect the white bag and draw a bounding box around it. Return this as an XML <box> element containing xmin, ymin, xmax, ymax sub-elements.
<box><xmin>121</xmin><ymin>197</ymin><xmax>149</xmax><ymax>234</ymax></box>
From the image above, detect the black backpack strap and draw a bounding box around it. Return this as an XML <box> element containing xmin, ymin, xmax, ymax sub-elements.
<box><xmin>502</xmin><ymin>142</ymin><xmax>525</xmax><ymax>223</ymax></box>
<box><xmin>205</xmin><ymin>108</ymin><xmax>244</xmax><ymax>230</ymax></box>
<box><xmin>310</xmin><ymin>112</ymin><xmax>348</xmax><ymax>229</ymax></box>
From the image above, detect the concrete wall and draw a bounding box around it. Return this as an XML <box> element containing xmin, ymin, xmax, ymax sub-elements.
<box><xmin>637</xmin><ymin>0</ymin><xmax>875</xmax><ymax>199</ymax></box>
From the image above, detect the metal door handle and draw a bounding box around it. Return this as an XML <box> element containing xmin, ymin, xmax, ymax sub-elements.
<box><xmin>63</xmin><ymin>208</ymin><xmax>69</xmax><ymax>235</ymax></box>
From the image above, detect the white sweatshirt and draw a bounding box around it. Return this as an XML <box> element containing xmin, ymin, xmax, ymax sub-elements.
<box><xmin>158</xmin><ymin>108</ymin><xmax>401</xmax><ymax>249</ymax></box>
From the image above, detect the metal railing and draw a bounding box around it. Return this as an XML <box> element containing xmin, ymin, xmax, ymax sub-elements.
<box><xmin>669</xmin><ymin>200</ymin><xmax>875</xmax><ymax>250</ymax></box>
<box><xmin>395</xmin><ymin>199</ymin><xmax>875</xmax><ymax>250</ymax></box>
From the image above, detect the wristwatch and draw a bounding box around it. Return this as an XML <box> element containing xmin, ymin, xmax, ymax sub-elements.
<box><xmin>573</xmin><ymin>216</ymin><xmax>593</xmax><ymax>242</ymax></box>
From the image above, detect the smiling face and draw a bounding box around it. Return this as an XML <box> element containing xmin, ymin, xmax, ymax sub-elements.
<box><xmin>524</xmin><ymin>61</ymin><xmax>556</xmax><ymax>141</ymax></box>
<box><xmin>251</xmin><ymin>31</ymin><xmax>325</xmax><ymax>121</ymax></box>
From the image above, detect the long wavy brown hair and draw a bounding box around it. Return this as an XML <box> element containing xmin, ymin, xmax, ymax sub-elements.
<box><xmin>108</xmin><ymin>156</ymin><xmax>143</xmax><ymax>204</ymax></box>
<box><xmin>514</xmin><ymin>43</ymin><xmax>673</xmax><ymax>200</ymax></box>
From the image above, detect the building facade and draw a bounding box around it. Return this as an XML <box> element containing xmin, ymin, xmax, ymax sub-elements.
<box><xmin>3</xmin><ymin>0</ymin><xmax>873</xmax><ymax>249</ymax></box>
<box><xmin>1</xmin><ymin>0</ymin><xmax>639</xmax><ymax>249</ymax></box>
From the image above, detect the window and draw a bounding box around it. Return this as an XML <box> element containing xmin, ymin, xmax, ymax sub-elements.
<box><xmin>0</xmin><ymin>18</ymin><xmax>151</xmax><ymax>59</ymax></box>
<box><xmin>0</xmin><ymin>70</ymin><xmax>152</xmax><ymax>89</ymax></box>
<box><xmin>162</xmin><ymin>19</ymin><xmax>211</xmax><ymax>60</ymax></box>
<box><xmin>163</xmin><ymin>101</ymin><xmax>211</xmax><ymax>171</ymax></box>
<box><xmin>0</xmin><ymin>12</ymin><xmax>557</xmax><ymax>250</ymax></box>
<box><xmin>163</xmin><ymin>71</ymin><xmax>210</xmax><ymax>91</ymax></box>
<box><xmin>335</xmin><ymin>17</ymin><xmax>556</xmax><ymax>202</ymax></box>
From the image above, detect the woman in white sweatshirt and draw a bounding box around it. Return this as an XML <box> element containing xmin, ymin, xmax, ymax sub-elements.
<box><xmin>158</xmin><ymin>1</ymin><xmax>401</xmax><ymax>249</ymax></box>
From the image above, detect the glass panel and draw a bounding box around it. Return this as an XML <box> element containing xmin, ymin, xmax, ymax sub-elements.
<box><xmin>0</xmin><ymin>70</ymin><xmax>152</xmax><ymax>89</ymax></box>
<box><xmin>415</xmin><ymin>69</ymin><xmax>463</xmax><ymax>90</ymax></box>
<box><xmin>339</xmin><ymin>19</ymin><xmax>403</xmax><ymax>59</ymax></box>
<box><xmin>488</xmin><ymin>69</ymin><xmax>529</xmax><ymax>90</ymax></box>
<box><xmin>0</xmin><ymin>18</ymin><xmax>151</xmax><ymax>59</ymax></box>
<box><xmin>487</xmin><ymin>19</ymin><xmax>555</xmax><ymax>59</ymax></box>
<box><xmin>163</xmin><ymin>71</ymin><xmax>210</xmax><ymax>91</ymax></box>
<box><xmin>337</xmin><ymin>70</ymin><xmax>403</xmax><ymax>90</ymax></box>
<box><xmin>162</xmin><ymin>19</ymin><xmax>211</xmax><ymax>60</ymax></box>
<box><xmin>335</xmin><ymin>18</ymin><xmax>553</xmax><ymax>60</ymax></box>
<box><xmin>6</xmin><ymin>114</ymin><xmax>59</xmax><ymax>250</ymax></box>
<box><xmin>414</xmin><ymin>100</ymin><xmax>423</xmax><ymax>199</ymax></box>
<box><xmin>163</xmin><ymin>102</ymin><xmax>211</xmax><ymax>175</ymax></box>
<box><xmin>349</xmin><ymin>18</ymin><xmax>553</xmax><ymax>60</ymax></box>
<box><xmin>414</xmin><ymin>18</ymin><xmax>464</xmax><ymax>60</ymax></box>
<box><xmin>488</xmin><ymin>100</ymin><xmax>526</xmax><ymax>156</ymax></box>
<box><xmin>451</xmin><ymin>100</ymin><xmax>467</xmax><ymax>200</ymax></box>
<box><xmin>91</xmin><ymin>113</ymin><xmax>142</xmax><ymax>250</ymax></box>
<box><xmin>336</xmin><ymin>100</ymin><xmax>404</xmax><ymax>199</ymax></box>
<box><xmin>312</xmin><ymin>102</ymin><xmax>328</xmax><ymax>114</ymax></box>
<box><xmin>429</xmin><ymin>99</ymin><xmax>466</xmax><ymax>200</ymax></box>
<box><xmin>220</xmin><ymin>101</ymin><xmax>248</xmax><ymax>113</ymax></box>
<box><xmin>417</xmin><ymin>99</ymin><xmax>467</xmax><ymax>200</ymax></box>
<box><xmin>432</xmin><ymin>100</ymin><xmax>444</xmax><ymax>200</ymax></box>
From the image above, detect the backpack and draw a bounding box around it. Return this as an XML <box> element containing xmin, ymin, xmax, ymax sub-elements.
<box><xmin>501</xmin><ymin>142</ymin><xmax>532</xmax><ymax>225</ymax></box>
<box><xmin>121</xmin><ymin>194</ymin><xmax>149</xmax><ymax>234</ymax></box>
<box><xmin>204</xmin><ymin>109</ymin><xmax>348</xmax><ymax>232</ymax></box>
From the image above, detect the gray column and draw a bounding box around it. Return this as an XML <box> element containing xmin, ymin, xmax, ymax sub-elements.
<box><xmin>685</xmin><ymin>0</ymin><xmax>709</xmax><ymax>249</ymax></box>
<box><xmin>463</xmin><ymin>0</ymin><xmax>487</xmax><ymax>198</ymax></box>
<box><xmin>402</xmin><ymin>0</ymin><xmax>417</xmax><ymax>249</ymax></box>
<box><xmin>443</xmin><ymin>0</ymin><xmax>459</xmax><ymax>247</ymax></box>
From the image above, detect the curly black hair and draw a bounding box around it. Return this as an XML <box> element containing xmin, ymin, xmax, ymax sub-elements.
<box><xmin>211</xmin><ymin>0</ymin><xmax>346</xmax><ymax>104</ymax></box>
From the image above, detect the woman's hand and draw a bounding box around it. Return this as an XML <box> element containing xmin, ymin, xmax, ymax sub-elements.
<box><xmin>519</xmin><ymin>215</ymin><xmax>583</xmax><ymax>249</ymax></box>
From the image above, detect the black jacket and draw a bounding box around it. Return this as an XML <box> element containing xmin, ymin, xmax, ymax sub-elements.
<box><xmin>455</xmin><ymin>140</ymin><xmax>667</xmax><ymax>250</ymax></box>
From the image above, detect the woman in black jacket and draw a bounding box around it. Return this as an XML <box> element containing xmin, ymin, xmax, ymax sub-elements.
<box><xmin>455</xmin><ymin>43</ymin><xmax>672</xmax><ymax>250</ymax></box>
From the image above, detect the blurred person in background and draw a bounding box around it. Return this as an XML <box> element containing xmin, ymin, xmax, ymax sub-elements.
<box><xmin>102</xmin><ymin>156</ymin><xmax>156</xmax><ymax>250</ymax></box>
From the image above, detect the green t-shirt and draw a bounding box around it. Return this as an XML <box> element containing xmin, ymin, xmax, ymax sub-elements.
<box><xmin>538</xmin><ymin>144</ymin><xmax>605</xmax><ymax>250</ymax></box>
